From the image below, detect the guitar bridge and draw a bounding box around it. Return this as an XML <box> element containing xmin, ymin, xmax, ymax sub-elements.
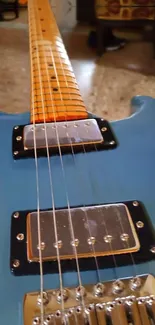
<box><xmin>23</xmin><ymin>274</ymin><xmax>155</xmax><ymax>325</ymax></box>
<box><xmin>12</xmin><ymin>118</ymin><xmax>117</xmax><ymax>159</ymax></box>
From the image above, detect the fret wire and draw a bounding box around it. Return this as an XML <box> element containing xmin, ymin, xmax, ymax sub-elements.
<box><xmin>32</xmin><ymin>110</ymin><xmax>86</xmax><ymax>115</ymax></box>
<box><xmin>30</xmin><ymin>4</ymin><xmax>87</xmax><ymax>122</ymax></box>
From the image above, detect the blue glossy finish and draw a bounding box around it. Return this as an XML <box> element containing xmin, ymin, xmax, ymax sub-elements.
<box><xmin>0</xmin><ymin>95</ymin><xmax>155</xmax><ymax>323</ymax></box>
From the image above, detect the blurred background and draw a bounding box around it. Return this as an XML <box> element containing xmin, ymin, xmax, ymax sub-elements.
<box><xmin>0</xmin><ymin>0</ymin><xmax>155</xmax><ymax>120</ymax></box>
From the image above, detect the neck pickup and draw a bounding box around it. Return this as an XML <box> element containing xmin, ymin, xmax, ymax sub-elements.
<box><xmin>12</xmin><ymin>118</ymin><xmax>117</xmax><ymax>159</ymax></box>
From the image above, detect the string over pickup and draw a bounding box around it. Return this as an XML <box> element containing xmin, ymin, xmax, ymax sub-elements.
<box><xmin>12</xmin><ymin>117</ymin><xmax>117</xmax><ymax>159</ymax></box>
<box><xmin>10</xmin><ymin>201</ymin><xmax>155</xmax><ymax>276</ymax></box>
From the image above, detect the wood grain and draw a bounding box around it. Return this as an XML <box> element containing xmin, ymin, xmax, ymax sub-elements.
<box><xmin>28</xmin><ymin>0</ymin><xmax>88</xmax><ymax>123</ymax></box>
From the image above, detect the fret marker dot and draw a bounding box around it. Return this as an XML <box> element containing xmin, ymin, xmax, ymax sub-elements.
<box><xmin>53</xmin><ymin>88</ymin><xmax>58</xmax><ymax>92</ymax></box>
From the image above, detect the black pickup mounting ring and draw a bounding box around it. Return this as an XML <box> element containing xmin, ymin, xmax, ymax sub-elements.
<box><xmin>12</xmin><ymin>118</ymin><xmax>117</xmax><ymax>159</ymax></box>
<box><xmin>10</xmin><ymin>201</ymin><xmax>155</xmax><ymax>276</ymax></box>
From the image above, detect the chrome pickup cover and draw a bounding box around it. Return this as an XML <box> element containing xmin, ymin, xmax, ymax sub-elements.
<box><xmin>23</xmin><ymin>274</ymin><xmax>155</xmax><ymax>325</ymax></box>
<box><xmin>12</xmin><ymin>118</ymin><xmax>117</xmax><ymax>159</ymax></box>
<box><xmin>10</xmin><ymin>200</ymin><xmax>155</xmax><ymax>276</ymax></box>
<box><xmin>27</xmin><ymin>203</ymin><xmax>139</xmax><ymax>262</ymax></box>
<box><xmin>23</xmin><ymin>119</ymin><xmax>103</xmax><ymax>149</ymax></box>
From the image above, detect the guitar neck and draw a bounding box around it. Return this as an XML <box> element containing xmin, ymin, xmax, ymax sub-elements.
<box><xmin>28</xmin><ymin>0</ymin><xmax>88</xmax><ymax>124</ymax></box>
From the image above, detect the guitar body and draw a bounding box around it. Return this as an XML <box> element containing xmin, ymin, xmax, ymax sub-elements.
<box><xmin>0</xmin><ymin>95</ymin><xmax>155</xmax><ymax>323</ymax></box>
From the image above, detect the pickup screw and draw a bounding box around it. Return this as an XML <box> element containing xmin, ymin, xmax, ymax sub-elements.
<box><xmin>133</xmin><ymin>201</ymin><xmax>139</xmax><ymax>206</ymax></box>
<box><xmin>112</xmin><ymin>280</ymin><xmax>125</xmax><ymax>294</ymax></box>
<box><xmin>150</xmin><ymin>247</ymin><xmax>155</xmax><ymax>254</ymax></box>
<box><xmin>136</xmin><ymin>221</ymin><xmax>144</xmax><ymax>228</ymax></box>
<box><xmin>88</xmin><ymin>236</ymin><xmax>96</xmax><ymax>245</ymax></box>
<box><xmin>76</xmin><ymin>286</ymin><xmax>86</xmax><ymax>299</ymax></box>
<box><xmin>94</xmin><ymin>283</ymin><xmax>105</xmax><ymax>297</ymax></box>
<box><xmin>14</xmin><ymin>151</ymin><xmax>19</xmax><ymax>156</ymax></box>
<box><xmin>33</xmin><ymin>318</ymin><xmax>40</xmax><ymax>325</ymax></box>
<box><xmin>13</xmin><ymin>211</ymin><xmax>19</xmax><ymax>218</ymax></box>
<box><xmin>16</xmin><ymin>233</ymin><xmax>24</xmax><ymax>241</ymax></box>
<box><xmin>130</xmin><ymin>277</ymin><xmax>142</xmax><ymax>291</ymax></box>
<box><xmin>104</xmin><ymin>235</ymin><xmax>113</xmax><ymax>243</ymax></box>
<box><xmin>57</xmin><ymin>289</ymin><xmax>69</xmax><ymax>303</ymax></box>
<box><xmin>37</xmin><ymin>291</ymin><xmax>49</xmax><ymax>306</ymax></box>
<box><xmin>71</xmin><ymin>239</ymin><xmax>79</xmax><ymax>247</ymax></box>
<box><xmin>54</xmin><ymin>240</ymin><xmax>62</xmax><ymax>249</ymax></box>
<box><xmin>16</xmin><ymin>136</ymin><xmax>22</xmax><ymax>141</ymax></box>
<box><xmin>37</xmin><ymin>242</ymin><xmax>45</xmax><ymax>250</ymax></box>
<box><xmin>120</xmin><ymin>233</ymin><xmax>129</xmax><ymax>242</ymax></box>
<box><xmin>101</xmin><ymin>127</ymin><xmax>107</xmax><ymax>132</ymax></box>
<box><xmin>14</xmin><ymin>126</ymin><xmax>19</xmax><ymax>130</ymax></box>
<box><xmin>13</xmin><ymin>259</ymin><xmax>20</xmax><ymax>268</ymax></box>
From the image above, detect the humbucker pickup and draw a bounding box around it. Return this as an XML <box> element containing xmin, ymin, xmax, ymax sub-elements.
<box><xmin>12</xmin><ymin>118</ymin><xmax>117</xmax><ymax>159</ymax></box>
<box><xmin>10</xmin><ymin>201</ymin><xmax>155</xmax><ymax>276</ymax></box>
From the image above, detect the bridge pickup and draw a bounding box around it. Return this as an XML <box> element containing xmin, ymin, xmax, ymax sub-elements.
<box><xmin>10</xmin><ymin>201</ymin><xmax>155</xmax><ymax>276</ymax></box>
<box><xmin>12</xmin><ymin>118</ymin><xmax>117</xmax><ymax>159</ymax></box>
<box><xmin>23</xmin><ymin>275</ymin><xmax>155</xmax><ymax>325</ymax></box>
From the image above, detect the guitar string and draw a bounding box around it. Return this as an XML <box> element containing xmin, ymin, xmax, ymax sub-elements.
<box><xmin>32</xmin><ymin>1</ymin><xmax>66</xmax><ymax>322</ymax></box>
<box><xmin>53</xmin><ymin>21</ymin><xmax>139</xmax><ymax>281</ymax></box>
<box><xmin>34</xmin><ymin>0</ymin><xmax>86</xmax><ymax>320</ymax></box>
<box><xmin>28</xmin><ymin>1</ymin><xmax>44</xmax><ymax>324</ymax></box>
<box><xmin>30</xmin><ymin>3</ymin><xmax>139</xmax><ymax>322</ymax></box>
<box><xmin>36</xmin><ymin>0</ymin><xmax>136</xmax><ymax>288</ymax></box>
<box><xmin>49</xmin><ymin>24</ymin><xmax>123</xmax><ymax>280</ymax></box>
<box><xmin>52</xmin><ymin>27</ymin><xmax>101</xmax><ymax>283</ymax></box>
<box><xmin>55</xmin><ymin>43</ymin><xmax>140</xmax><ymax>325</ymax></box>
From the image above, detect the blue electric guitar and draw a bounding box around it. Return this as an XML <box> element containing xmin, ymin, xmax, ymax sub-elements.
<box><xmin>2</xmin><ymin>0</ymin><xmax>155</xmax><ymax>323</ymax></box>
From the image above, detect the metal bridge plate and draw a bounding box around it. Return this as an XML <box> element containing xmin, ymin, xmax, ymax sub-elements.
<box><xmin>23</xmin><ymin>274</ymin><xmax>155</xmax><ymax>325</ymax></box>
<box><xmin>12</xmin><ymin>117</ymin><xmax>117</xmax><ymax>159</ymax></box>
<box><xmin>10</xmin><ymin>201</ymin><xmax>155</xmax><ymax>276</ymax></box>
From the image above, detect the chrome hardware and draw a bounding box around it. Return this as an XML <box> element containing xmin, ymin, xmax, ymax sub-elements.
<box><xmin>120</xmin><ymin>233</ymin><xmax>129</xmax><ymax>242</ymax></box>
<box><xmin>57</xmin><ymin>289</ymin><xmax>69</xmax><ymax>303</ymax></box>
<box><xmin>104</xmin><ymin>235</ymin><xmax>113</xmax><ymax>243</ymax></box>
<box><xmin>150</xmin><ymin>247</ymin><xmax>155</xmax><ymax>253</ymax></box>
<box><xmin>130</xmin><ymin>277</ymin><xmax>142</xmax><ymax>291</ymax></box>
<box><xmin>23</xmin><ymin>119</ymin><xmax>103</xmax><ymax>150</ymax></box>
<box><xmin>110</xmin><ymin>141</ymin><xmax>115</xmax><ymax>145</ymax></box>
<box><xmin>87</xmin><ymin>237</ymin><xmax>96</xmax><ymax>245</ymax></box>
<box><xmin>13</xmin><ymin>211</ymin><xmax>19</xmax><ymax>218</ymax></box>
<box><xmin>94</xmin><ymin>283</ymin><xmax>105</xmax><ymax>297</ymax></box>
<box><xmin>26</xmin><ymin>203</ymin><xmax>139</xmax><ymax>262</ymax></box>
<box><xmin>14</xmin><ymin>125</ymin><xmax>19</xmax><ymax>130</ymax></box>
<box><xmin>33</xmin><ymin>318</ymin><xmax>40</xmax><ymax>325</ymax></box>
<box><xmin>14</xmin><ymin>151</ymin><xmax>19</xmax><ymax>155</ymax></box>
<box><xmin>37</xmin><ymin>242</ymin><xmax>46</xmax><ymax>251</ymax></box>
<box><xmin>37</xmin><ymin>291</ymin><xmax>50</xmax><ymax>306</ymax></box>
<box><xmin>16</xmin><ymin>136</ymin><xmax>22</xmax><ymax>141</ymax></box>
<box><xmin>133</xmin><ymin>201</ymin><xmax>139</xmax><ymax>206</ymax></box>
<box><xmin>24</xmin><ymin>275</ymin><xmax>155</xmax><ymax>325</ymax></box>
<box><xmin>112</xmin><ymin>280</ymin><xmax>125</xmax><ymax>294</ymax></box>
<box><xmin>13</xmin><ymin>259</ymin><xmax>20</xmax><ymax>268</ymax></box>
<box><xmin>71</xmin><ymin>239</ymin><xmax>79</xmax><ymax>247</ymax></box>
<box><xmin>54</xmin><ymin>240</ymin><xmax>63</xmax><ymax>249</ymax></box>
<box><xmin>16</xmin><ymin>233</ymin><xmax>24</xmax><ymax>241</ymax></box>
<box><xmin>136</xmin><ymin>221</ymin><xmax>144</xmax><ymax>228</ymax></box>
<box><xmin>101</xmin><ymin>127</ymin><xmax>107</xmax><ymax>132</ymax></box>
<box><xmin>76</xmin><ymin>286</ymin><xmax>86</xmax><ymax>300</ymax></box>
